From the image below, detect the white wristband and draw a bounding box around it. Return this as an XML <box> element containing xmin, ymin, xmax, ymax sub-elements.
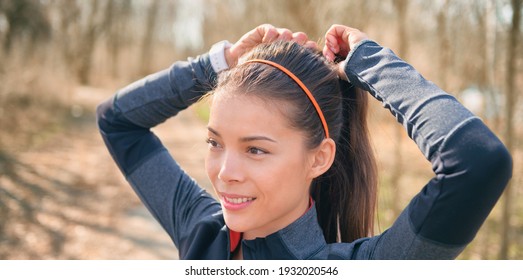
<box><xmin>209</xmin><ymin>40</ymin><xmax>232</xmax><ymax>73</ymax></box>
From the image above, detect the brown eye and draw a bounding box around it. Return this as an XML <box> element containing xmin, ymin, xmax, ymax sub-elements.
<box><xmin>247</xmin><ymin>147</ymin><xmax>267</xmax><ymax>155</ymax></box>
<box><xmin>206</xmin><ymin>138</ymin><xmax>221</xmax><ymax>149</ymax></box>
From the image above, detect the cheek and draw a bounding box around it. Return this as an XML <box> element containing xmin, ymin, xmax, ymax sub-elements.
<box><xmin>254</xmin><ymin>152</ymin><xmax>311</xmax><ymax>193</ymax></box>
<box><xmin>205</xmin><ymin>152</ymin><xmax>219</xmax><ymax>183</ymax></box>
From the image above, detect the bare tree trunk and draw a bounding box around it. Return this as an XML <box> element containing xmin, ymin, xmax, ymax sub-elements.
<box><xmin>1</xmin><ymin>0</ymin><xmax>51</xmax><ymax>55</ymax></box>
<box><xmin>499</xmin><ymin>0</ymin><xmax>521</xmax><ymax>260</ymax></box>
<box><xmin>103</xmin><ymin>0</ymin><xmax>117</xmax><ymax>78</ymax></box>
<box><xmin>102</xmin><ymin>0</ymin><xmax>132</xmax><ymax>79</ymax></box>
<box><xmin>436</xmin><ymin>0</ymin><xmax>450</xmax><ymax>91</ymax></box>
<box><xmin>77</xmin><ymin>0</ymin><xmax>101</xmax><ymax>84</ymax></box>
<box><xmin>485</xmin><ymin>1</ymin><xmax>501</xmax><ymax>126</ymax></box>
<box><xmin>484</xmin><ymin>1</ymin><xmax>497</xmax><ymax>90</ymax></box>
<box><xmin>139</xmin><ymin>0</ymin><xmax>160</xmax><ymax>76</ymax></box>
<box><xmin>57</xmin><ymin>0</ymin><xmax>80</xmax><ymax>71</ymax></box>
<box><xmin>390</xmin><ymin>0</ymin><xmax>409</xmax><ymax>218</ymax></box>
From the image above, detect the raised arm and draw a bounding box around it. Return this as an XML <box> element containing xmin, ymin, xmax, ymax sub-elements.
<box><xmin>96</xmin><ymin>50</ymin><xmax>219</xmax><ymax>250</ymax></box>
<box><xmin>96</xmin><ymin>24</ymin><xmax>316</xmax><ymax>256</ymax></box>
<box><xmin>325</xmin><ymin>25</ymin><xmax>512</xmax><ymax>259</ymax></box>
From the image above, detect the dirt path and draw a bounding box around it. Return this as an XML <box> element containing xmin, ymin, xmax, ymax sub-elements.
<box><xmin>0</xmin><ymin>86</ymin><xmax>210</xmax><ymax>259</ymax></box>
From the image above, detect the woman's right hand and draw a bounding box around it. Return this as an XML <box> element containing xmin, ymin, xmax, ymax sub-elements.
<box><xmin>225</xmin><ymin>24</ymin><xmax>318</xmax><ymax>67</ymax></box>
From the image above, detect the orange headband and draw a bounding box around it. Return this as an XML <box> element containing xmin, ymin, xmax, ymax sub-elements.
<box><xmin>243</xmin><ymin>59</ymin><xmax>330</xmax><ymax>139</ymax></box>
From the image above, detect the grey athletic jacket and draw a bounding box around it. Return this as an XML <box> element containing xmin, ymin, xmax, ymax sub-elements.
<box><xmin>96</xmin><ymin>40</ymin><xmax>512</xmax><ymax>259</ymax></box>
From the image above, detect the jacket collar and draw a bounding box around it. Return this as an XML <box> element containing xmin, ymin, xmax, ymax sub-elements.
<box><xmin>234</xmin><ymin>205</ymin><xmax>327</xmax><ymax>259</ymax></box>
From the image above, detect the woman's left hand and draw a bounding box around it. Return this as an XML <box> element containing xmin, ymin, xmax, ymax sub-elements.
<box><xmin>323</xmin><ymin>25</ymin><xmax>368</xmax><ymax>80</ymax></box>
<box><xmin>225</xmin><ymin>24</ymin><xmax>318</xmax><ymax>68</ymax></box>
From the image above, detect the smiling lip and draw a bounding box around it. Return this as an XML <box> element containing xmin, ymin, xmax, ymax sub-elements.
<box><xmin>219</xmin><ymin>193</ymin><xmax>256</xmax><ymax>211</ymax></box>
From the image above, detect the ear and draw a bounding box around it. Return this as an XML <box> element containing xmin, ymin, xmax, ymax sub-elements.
<box><xmin>308</xmin><ymin>138</ymin><xmax>336</xmax><ymax>179</ymax></box>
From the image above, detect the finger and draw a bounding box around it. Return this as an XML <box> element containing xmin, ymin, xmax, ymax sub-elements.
<box><xmin>322</xmin><ymin>45</ymin><xmax>335</xmax><ymax>62</ymax></box>
<box><xmin>257</xmin><ymin>23</ymin><xmax>275</xmax><ymax>35</ymax></box>
<box><xmin>259</xmin><ymin>24</ymin><xmax>279</xmax><ymax>43</ymax></box>
<box><xmin>230</xmin><ymin>24</ymin><xmax>276</xmax><ymax>63</ymax></box>
<box><xmin>325</xmin><ymin>24</ymin><xmax>345</xmax><ymax>44</ymax></box>
<box><xmin>263</xmin><ymin>29</ymin><xmax>279</xmax><ymax>43</ymax></box>
<box><xmin>324</xmin><ymin>34</ymin><xmax>340</xmax><ymax>54</ymax></box>
<box><xmin>325</xmin><ymin>24</ymin><xmax>357</xmax><ymax>49</ymax></box>
<box><xmin>276</xmin><ymin>28</ymin><xmax>293</xmax><ymax>41</ymax></box>
<box><xmin>327</xmin><ymin>24</ymin><xmax>369</xmax><ymax>53</ymax></box>
<box><xmin>326</xmin><ymin>24</ymin><xmax>358</xmax><ymax>40</ymax></box>
<box><xmin>304</xmin><ymin>40</ymin><xmax>319</xmax><ymax>50</ymax></box>
<box><xmin>292</xmin><ymin>32</ymin><xmax>308</xmax><ymax>45</ymax></box>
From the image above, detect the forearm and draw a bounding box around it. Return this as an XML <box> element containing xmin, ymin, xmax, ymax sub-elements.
<box><xmin>344</xmin><ymin>41</ymin><xmax>512</xmax><ymax>251</ymax></box>
<box><xmin>96</xmin><ymin>54</ymin><xmax>216</xmax><ymax>174</ymax></box>
<box><xmin>95</xmin><ymin>53</ymin><xmax>221</xmax><ymax>245</ymax></box>
<box><xmin>344</xmin><ymin>40</ymin><xmax>476</xmax><ymax>160</ymax></box>
<box><xmin>112</xmin><ymin>53</ymin><xmax>216</xmax><ymax>129</ymax></box>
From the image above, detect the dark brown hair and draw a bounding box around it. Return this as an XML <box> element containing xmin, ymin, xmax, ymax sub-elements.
<box><xmin>213</xmin><ymin>41</ymin><xmax>378</xmax><ymax>243</ymax></box>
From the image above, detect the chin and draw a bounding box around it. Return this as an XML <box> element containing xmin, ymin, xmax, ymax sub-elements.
<box><xmin>223</xmin><ymin>212</ymin><xmax>253</xmax><ymax>233</ymax></box>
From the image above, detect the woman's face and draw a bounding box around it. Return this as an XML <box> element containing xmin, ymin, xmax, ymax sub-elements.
<box><xmin>205</xmin><ymin>93</ymin><xmax>315</xmax><ymax>240</ymax></box>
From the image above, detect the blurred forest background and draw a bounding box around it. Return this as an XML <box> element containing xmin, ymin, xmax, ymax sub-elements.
<box><xmin>0</xmin><ymin>0</ymin><xmax>521</xmax><ymax>260</ymax></box>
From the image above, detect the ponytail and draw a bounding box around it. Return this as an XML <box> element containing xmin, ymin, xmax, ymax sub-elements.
<box><xmin>311</xmin><ymin>81</ymin><xmax>378</xmax><ymax>243</ymax></box>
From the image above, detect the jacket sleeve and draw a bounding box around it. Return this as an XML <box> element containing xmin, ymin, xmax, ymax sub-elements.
<box><xmin>344</xmin><ymin>41</ymin><xmax>513</xmax><ymax>259</ymax></box>
<box><xmin>96</xmin><ymin>53</ymin><xmax>221</xmax><ymax>250</ymax></box>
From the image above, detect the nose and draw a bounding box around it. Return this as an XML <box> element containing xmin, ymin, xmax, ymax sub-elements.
<box><xmin>217</xmin><ymin>151</ymin><xmax>244</xmax><ymax>183</ymax></box>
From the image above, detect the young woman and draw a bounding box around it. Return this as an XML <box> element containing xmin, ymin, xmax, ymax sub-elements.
<box><xmin>97</xmin><ymin>24</ymin><xmax>512</xmax><ymax>259</ymax></box>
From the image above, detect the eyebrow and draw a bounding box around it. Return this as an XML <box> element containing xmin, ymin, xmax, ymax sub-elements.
<box><xmin>207</xmin><ymin>127</ymin><xmax>221</xmax><ymax>137</ymax></box>
<box><xmin>207</xmin><ymin>127</ymin><xmax>277</xmax><ymax>143</ymax></box>
<box><xmin>240</xmin><ymin>136</ymin><xmax>277</xmax><ymax>143</ymax></box>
